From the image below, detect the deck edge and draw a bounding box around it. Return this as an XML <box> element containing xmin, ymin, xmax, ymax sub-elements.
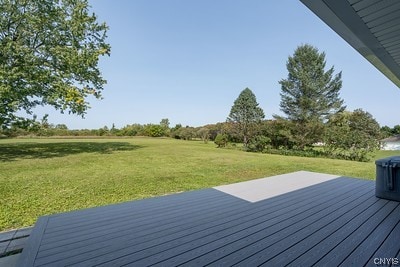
<box><xmin>16</xmin><ymin>216</ymin><xmax>49</xmax><ymax>267</ymax></box>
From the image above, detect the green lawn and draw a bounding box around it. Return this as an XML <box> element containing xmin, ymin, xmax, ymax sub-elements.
<box><xmin>0</xmin><ymin>137</ymin><xmax>399</xmax><ymax>231</ymax></box>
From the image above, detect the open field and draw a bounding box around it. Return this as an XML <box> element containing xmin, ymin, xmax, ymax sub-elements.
<box><xmin>0</xmin><ymin>137</ymin><xmax>399</xmax><ymax>231</ymax></box>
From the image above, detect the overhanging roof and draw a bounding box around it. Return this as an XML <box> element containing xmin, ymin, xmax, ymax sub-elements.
<box><xmin>300</xmin><ymin>0</ymin><xmax>400</xmax><ymax>88</ymax></box>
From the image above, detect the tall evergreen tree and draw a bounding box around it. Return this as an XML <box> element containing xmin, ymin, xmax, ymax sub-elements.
<box><xmin>227</xmin><ymin>88</ymin><xmax>265</xmax><ymax>147</ymax></box>
<box><xmin>279</xmin><ymin>44</ymin><xmax>345</xmax><ymax>122</ymax></box>
<box><xmin>278</xmin><ymin>44</ymin><xmax>345</xmax><ymax>148</ymax></box>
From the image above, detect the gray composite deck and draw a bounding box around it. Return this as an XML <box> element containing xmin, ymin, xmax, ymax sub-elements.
<box><xmin>0</xmin><ymin>227</ymin><xmax>32</xmax><ymax>257</ymax></box>
<box><xmin>18</xmin><ymin>171</ymin><xmax>400</xmax><ymax>266</ymax></box>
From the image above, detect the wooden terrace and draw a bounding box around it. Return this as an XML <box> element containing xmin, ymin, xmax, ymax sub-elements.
<box><xmin>15</xmin><ymin>171</ymin><xmax>400</xmax><ymax>266</ymax></box>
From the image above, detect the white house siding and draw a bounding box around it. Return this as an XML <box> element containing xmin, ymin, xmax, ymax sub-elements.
<box><xmin>382</xmin><ymin>141</ymin><xmax>400</xmax><ymax>150</ymax></box>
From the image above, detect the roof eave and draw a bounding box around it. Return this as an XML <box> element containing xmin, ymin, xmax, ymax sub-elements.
<box><xmin>300</xmin><ymin>0</ymin><xmax>400</xmax><ymax>88</ymax></box>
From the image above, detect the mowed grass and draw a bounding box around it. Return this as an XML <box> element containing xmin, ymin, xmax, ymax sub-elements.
<box><xmin>0</xmin><ymin>137</ymin><xmax>399</xmax><ymax>231</ymax></box>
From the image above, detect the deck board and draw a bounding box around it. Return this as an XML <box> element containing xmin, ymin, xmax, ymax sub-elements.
<box><xmin>35</xmin><ymin>192</ymin><xmax>248</xmax><ymax>264</ymax></box>
<box><xmin>206</xmin><ymin>183</ymin><xmax>374</xmax><ymax>267</ymax></box>
<box><xmin>315</xmin><ymin>200</ymin><xmax>399</xmax><ymax>266</ymax></box>
<box><xmin>340</xmin><ymin>204</ymin><xmax>400</xmax><ymax>266</ymax></box>
<box><xmin>288</xmin><ymin>198</ymin><xmax>392</xmax><ymax>266</ymax></box>
<box><xmin>264</xmin><ymin>192</ymin><xmax>379</xmax><ymax>266</ymax></box>
<box><xmin>45</xmin><ymin>189</ymin><xmax>220</xmax><ymax>228</ymax></box>
<box><xmin>17</xmin><ymin>171</ymin><xmax>400</xmax><ymax>267</ymax></box>
<box><xmin>366</xmin><ymin>220</ymin><xmax>400</xmax><ymax>266</ymax></box>
<box><xmin>50</xmin><ymin>178</ymin><xmax>352</xmax><ymax>266</ymax></box>
<box><xmin>152</xmin><ymin>181</ymin><xmax>372</xmax><ymax>267</ymax></box>
<box><xmin>39</xmin><ymin>191</ymin><xmax>238</xmax><ymax>246</ymax></box>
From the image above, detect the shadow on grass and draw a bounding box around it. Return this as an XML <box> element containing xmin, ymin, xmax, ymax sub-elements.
<box><xmin>0</xmin><ymin>142</ymin><xmax>143</xmax><ymax>162</ymax></box>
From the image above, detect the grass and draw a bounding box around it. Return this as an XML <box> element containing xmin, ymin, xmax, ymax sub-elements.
<box><xmin>0</xmin><ymin>137</ymin><xmax>399</xmax><ymax>231</ymax></box>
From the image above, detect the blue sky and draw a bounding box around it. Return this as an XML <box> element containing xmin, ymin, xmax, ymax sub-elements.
<box><xmin>40</xmin><ymin>0</ymin><xmax>400</xmax><ymax>129</ymax></box>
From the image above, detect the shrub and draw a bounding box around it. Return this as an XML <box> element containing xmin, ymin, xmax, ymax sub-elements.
<box><xmin>214</xmin><ymin>134</ymin><xmax>228</xmax><ymax>148</ymax></box>
<box><xmin>247</xmin><ymin>135</ymin><xmax>271</xmax><ymax>152</ymax></box>
<box><xmin>143</xmin><ymin>124</ymin><xmax>165</xmax><ymax>137</ymax></box>
<box><xmin>324</xmin><ymin>109</ymin><xmax>381</xmax><ymax>162</ymax></box>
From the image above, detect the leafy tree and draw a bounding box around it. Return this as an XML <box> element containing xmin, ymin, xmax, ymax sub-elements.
<box><xmin>393</xmin><ymin>125</ymin><xmax>400</xmax><ymax>135</ymax></box>
<box><xmin>160</xmin><ymin>118</ymin><xmax>170</xmax><ymax>129</ymax></box>
<box><xmin>110</xmin><ymin>123</ymin><xmax>117</xmax><ymax>134</ymax></box>
<box><xmin>53</xmin><ymin>124</ymin><xmax>68</xmax><ymax>136</ymax></box>
<box><xmin>227</xmin><ymin>88</ymin><xmax>265</xmax><ymax>147</ymax></box>
<box><xmin>98</xmin><ymin>126</ymin><xmax>109</xmax><ymax>136</ymax></box>
<box><xmin>291</xmin><ymin>119</ymin><xmax>325</xmax><ymax>149</ymax></box>
<box><xmin>197</xmin><ymin>127</ymin><xmax>210</xmax><ymax>143</ymax></box>
<box><xmin>247</xmin><ymin>135</ymin><xmax>271</xmax><ymax>152</ymax></box>
<box><xmin>170</xmin><ymin>126</ymin><xmax>195</xmax><ymax>140</ymax></box>
<box><xmin>324</xmin><ymin>109</ymin><xmax>381</xmax><ymax>161</ymax></box>
<box><xmin>279</xmin><ymin>44</ymin><xmax>345</xmax><ymax>148</ymax></box>
<box><xmin>203</xmin><ymin>123</ymin><xmax>224</xmax><ymax>141</ymax></box>
<box><xmin>160</xmin><ymin>118</ymin><xmax>170</xmax><ymax>136</ymax></box>
<box><xmin>380</xmin><ymin>124</ymin><xmax>400</xmax><ymax>137</ymax></box>
<box><xmin>170</xmin><ymin>124</ymin><xmax>182</xmax><ymax>139</ymax></box>
<box><xmin>55</xmin><ymin>124</ymin><xmax>68</xmax><ymax>130</ymax></box>
<box><xmin>381</xmin><ymin>126</ymin><xmax>393</xmax><ymax>138</ymax></box>
<box><xmin>0</xmin><ymin>0</ymin><xmax>110</xmax><ymax>128</ymax></box>
<box><xmin>214</xmin><ymin>133</ymin><xmax>228</xmax><ymax>148</ymax></box>
<box><xmin>143</xmin><ymin>124</ymin><xmax>165</xmax><ymax>137</ymax></box>
<box><xmin>222</xmin><ymin>121</ymin><xmax>242</xmax><ymax>143</ymax></box>
<box><xmin>179</xmin><ymin>126</ymin><xmax>196</xmax><ymax>140</ymax></box>
<box><xmin>261</xmin><ymin>119</ymin><xmax>295</xmax><ymax>149</ymax></box>
<box><xmin>118</xmin><ymin>124</ymin><xmax>143</xmax><ymax>136</ymax></box>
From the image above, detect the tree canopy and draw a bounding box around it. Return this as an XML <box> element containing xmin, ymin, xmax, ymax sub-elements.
<box><xmin>227</xmin><ymin>88</ymin><xmax>265</xmax><ymax>147</ymax></box>
<box><xmin>0</xmin><ymin>0</ymin><xmax>110</xmax><ymax>128</ymax></box>
<box><xmin>278</xmin><ymin>44</ymin><xmax>345</xmax><ymax>148</ymax></box>
<box><xmin>324</xmin><ymin>109</ymin><xmax>382</xmax><ymax>161</ymax></box>
<box><xmin>279</xmin><ymin>44</ymin><xmax>345</xmax><ymax>123</ymax></box>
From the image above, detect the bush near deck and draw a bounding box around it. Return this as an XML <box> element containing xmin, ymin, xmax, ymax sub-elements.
<box><xmin>0</xmin><ymin>137</ymin><xmax>398</xmax><ymax>231</ymax></box>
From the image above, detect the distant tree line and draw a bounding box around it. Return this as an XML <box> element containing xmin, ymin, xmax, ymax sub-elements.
<box><xmin>380</xmin><ymin>125</ymin><xmax>400</xmax><ymax>138</ymax></box>
<box><xmin>0</xmin><ymin>117</ymin><xmax>214</xmax><ymax>141</ymax></box>
<box><xmin>0</xmin><ymin>111</ymin><xmax>389</xmax><ymax>163</ymax></box>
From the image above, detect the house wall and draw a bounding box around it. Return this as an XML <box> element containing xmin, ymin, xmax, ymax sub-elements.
<box><xmin>382</xmin><ymin>142</ymin><xmax>400</xmax><ymax>150</ymax></box>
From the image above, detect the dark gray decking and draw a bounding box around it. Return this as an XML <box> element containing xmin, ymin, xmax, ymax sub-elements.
<box><xmin>0</xmin><ymin>227</ymin><xmax>32</xmax><ymax>257</ymax></box>
<box><xmin>18</xmin><ymin>172</ymin><xmax>400</xmax><ymax>266</ymax></box>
